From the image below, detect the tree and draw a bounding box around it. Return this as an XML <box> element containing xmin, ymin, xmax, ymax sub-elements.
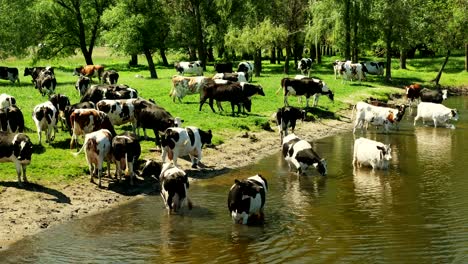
<box><xmin>33</xmin><ymin>0</ymin><xmax>111</xmax><ymax>65</ymax></box>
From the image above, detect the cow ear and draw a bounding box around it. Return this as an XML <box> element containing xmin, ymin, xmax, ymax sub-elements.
<box><xmin>312</xmin><ymin>162</ymin><xmax>319</xmax><ymax>168</ymax></box>
<box><xmin>234</xmin><ymin>179</ymin><xmax>241</xmax><ymax>184</ymax></box>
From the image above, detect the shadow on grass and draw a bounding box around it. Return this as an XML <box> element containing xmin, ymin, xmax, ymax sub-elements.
<box><xmin>32</xmin><ymin>144</ymin><xmax>46</xmax><ymax>155</ymax></box>
<box><xmin>49</xmin><ymin>138</ymin><xmax>71</xmax><ymax>149</ymax></box>
<box><xmin>0</xmin><ymin>181</ymin><xmax>71</xmax><ymax>204</ymax></box>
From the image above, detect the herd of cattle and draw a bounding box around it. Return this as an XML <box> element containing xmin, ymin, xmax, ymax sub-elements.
<box><xmin>0</xmin><ymin>58</ymin><xmax>460</xmax><ymax>225</ymax></box>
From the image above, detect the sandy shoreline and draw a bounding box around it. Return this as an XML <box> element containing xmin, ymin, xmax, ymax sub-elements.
<box><xmin>0</xmin><ymin>112</ymin><xmax>354</xmax><ymax>251</ymax></box>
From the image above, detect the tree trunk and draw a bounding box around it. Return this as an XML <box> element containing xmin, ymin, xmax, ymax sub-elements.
<box><xmin>144</xmin><ymin>48</ymin><xmax>158</xmax><ymax>79</ymax></box>
<box><xmin>207</xmin><ymin>46</ymin><xmax>215</xmax><ymax>62</ymax></box>
<box><xmin>189</xmin><ymin>47</ymin><xmax>197</xmax><ymax>61</ymax></box>
<box><xmin>129</xmin><ymin>54</ymin><xmax>138</xmax><ymax>66</ymax></box>
<box><xmin>270</xmin><ymin>47</ymin><xmax>276</xmax><ymax>64</ymax></box>
<box><xmin>344</xmin><ymin>0</ymin><xmax>351</xmax><ymax>60</ymax></box>
<box><xmin>284</xmin><ymin>43</ymin><xmax>291</xmax><ymax>74</ymax></box>
<box><xmin>465</xmin><ymin>43</ymin><xmax>468</xmax><ymax>72</ymax></box>
<box><xmin>159</xmin><ymin>48</ymin><xmax>168</xmax><ymax>66</ymax></box>
<box><xmin>193</xmin><ymin>3</ymin><xmax>206</xmax><ymax>70</ymax></box>
<box><xmin>254</xmin><ymin>49</ymin><xmax>261</xmax><ymax>77</ymax></box>
<box><xmin>400</xmin><ymin>49</ymin><xmax>407</xmax><ymax>69</ymax></box>
<box><xmin>385</xmin><ymin>25</ymin><xmax>393</xmax><ymax>82</ymax></box>
<box><xmin>432</xmin><ymin>50</ymin><xmax>451</xmax><ymax>86</ymax></box>
<box><xmin>277</xmin><ymin>48</ymin><xmax>282</xmax><ymax>64</ymax></box>
<box><xmin>310</xmin><ymin>44</ymin><xmax>316</xmax><ymax>61</ymax></box>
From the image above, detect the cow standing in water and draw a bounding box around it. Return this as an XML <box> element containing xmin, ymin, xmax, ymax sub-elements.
<box><xmin>159</xmin><ymin>163</ymin><xmax>192</xmax><ymax>213</ymax></box>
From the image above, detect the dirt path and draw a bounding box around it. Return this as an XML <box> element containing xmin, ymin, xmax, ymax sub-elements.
<box><xmin>0</xmin><ymin>111</ymin><xmax>354</xmax><ymax>250</ymax></box>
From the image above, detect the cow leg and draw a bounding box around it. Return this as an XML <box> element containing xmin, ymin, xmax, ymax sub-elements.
<box><xmin>313</xmin><ymin>94</ymin><xmax>320</xmax><ymax>107</ymax></box>
<box><xmin>208</xmin><ymin>98</ymin><xmax>216</xmax><ymax>113</ymax></box>
<box><xmin>305</xmin><ymin>97</ymin><xmax>310</xmax><ymax>108</ymax></box>
<box><xmin>37</xmin><ymin>130</ymin><xmax>42</xmax><ymax>145</ymax></box>
<box><xmin>15</xmin><ymin>161</ymin><xmax>23</xmax><ymax>186</ymax></box>
<box><xmin>115</xmin><ymin>161</ymin><xmax>122</xmax><ymax>182</ymax></box>
<box><xmin>89</xmin><ymin>163</ymin><xmax>95</xmax><ymax>183</ymax></box>
<box><xmin>284</xmin><ymin>95</ymin><xmax>289</xmax><ymax>106</ymax></box>
<box><xmin>21</xmin><ymin>165</ymin><xmax>28</xmax><ymax>183</ymax></box>
<box><xmin>154</xmin><ymin>129</ymin><xmax>161</xmax><ymax>149</ymax></box>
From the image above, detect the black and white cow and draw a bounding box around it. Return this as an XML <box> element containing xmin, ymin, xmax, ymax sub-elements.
<box><xmin>280</xmin><ymin>77</ymin><xmax>334</xmax><ymax>108</ymax></box>
<box><xmin>353</xmin><ymin>137</ymin><xmax>392</xmax><ymax>170</ymax></box>
<box><xmin>298</xmin><ymin>58</ymin><xmax>313</xmax><ymax>76</ymax></box>
<box><xmin>0</xmin><ymin>132</ymin><xmax>33</xmax><ymax>185</ymax></box>
<box><xmin>212</xmin><ymin>72</ymin><xmax>247</xmax><ymax>83</ymax></box>
<box><xmin>214</xmin><ymin>62</ymin><xmax>233</xmax><ymax>73</ymax></box>
<box><xmin>0</xmin><ymin>67</ymin><xmax>20</xmax><ymax>84</ymax></box>
<box><xmin>332</xmin><ymin>60</ymin><xmax>346</xmax><ymax>80</ymax></box>
<box><xmin>228</xmin><ymin>174</ymin><xmax>268</xmax><ymax>225</ymax></box>
<box><xmin>112</xmin><ymin>132</ymin><xmax>141</xmax><ymax>185</ymax></box>
<box><xmin>0</xmin><ymin>105</ymin><xmax>24</xmax><ymax>133</ymax></box>
<box><xmin>101</xmin><ymin>70</ymin><xmax>119</xmax><ymax>85</ymax></box>
<box><xmin>276</xmin><ymin>106</ymin><xmax>306</xmax><ymax>144</ymax></box>
<box><xmin>237</xmin><ymin>61</ymin><xmax>254</xmax><ymax>82</ymax></box>
<box><xmin>420</xmin><ymin>88</ymin><xmax>448</xmax><ymax>104</ymax></box>
<box><xmin>135</xmin><ymin>105</ymin><xmax>179</xmax><ymax>148</ymax></box>
<box><xmin>75</xmin><ymin>76</ymin><xmax>91</xmax><ymax>97</ymax></box>
<box><xmin>24</xmin><ymin>67</ymin><xmax>54</xmax><ymax>86</ymax></box>
<box><xmin>161</xmin><ymin>126</ymin><xmax>213</xmax><ymax>168</ymax></box>
<box><xmin>80</xmin><ymin>84</ymin><xmax>138</xmax><ymax>104</ymax></box>
<box><xmin>0</xmin><ymin>93</ymin><xmax>16</xmax><ymax>110</ymax></box>
<box><xmin>49</xmin><ymin>94</ymin><xmax>71</xmax><ymax>130</ymax></box>
<box><xmin>174</xmin><ymin>61</ymin><xmax>203</xmax><ymax>76</ymax></box>
<box><xmin>159</xmin><ymin>162</ymin><xmax>192</xmax><ymax>213</ymax></box>
<box><xmin>282</xmin><ymin>134</ymin><xmax>327</xmax><ymax>176</ymax></box>
<box><xmin>361</xmin><ymin>61</ymin><xmax>385</xmax><ymax>77</ymax></box>
<box><xmin>140</xmin><ymin>159</ymin><xmax>162</xmax><ymax>179</ymax></box>
<box><xmin>35</xmin><ymin>68</ymin><xmax>56</xmax><ymax>96</ymax></box>
<box><xmin>32</xmin><ymin>101</ymin><xmax>58</xmax><ymax>144</ymax></box>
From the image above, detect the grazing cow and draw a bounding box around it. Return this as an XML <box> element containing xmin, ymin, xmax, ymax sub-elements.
<box><xmin>170</xmin><ymin>75</ymin><xmax>214</xmax><ymax>103</ymax></box>
<box><xmin>361</xmin><ymin>61</ymin><xmax>385</xmax><ymax>76</ymax></box>
<box><xmin>332</xmin><ymin>60</ymin><xmax>346</xmax><ymax>80</ymax></box>
<box><xmin>420</xmin><ymin>88</ymin><xmax>448</xmax><ymax>104</ymax></box>
<box><xmin>280</xmin><ymin>77</ymin><xmax>334</xmax><ymax>108</ymax></box>
<box><xmin>64</xmin><ymin>101</ymin><xmax>96</xmax><ymax>134</ymax></box>
<box><xmin>341</xmin><ymin>61</ymin><xmax>365</xmax><ymax>82</ymax></box>
<box><xmin>414</xmin><ymin>102</ymin><xmax>459</xmax><ymax>128</ymax></box>
<box><xmin>49</xmin><ymin>94</ymin><xmax>71</xmax><ymax>130</ymax></box>
<box><xmin>32</xmin><ymin>101</ymin><xmax>58</xmax><ymax>144</ymax></box>
<box><xmin>112</xmin><ymin>132</ymin><xmax>141</xmax><ymax>185</ymax></box>
<box><xmin>74</xmin><ymin>129</ymin><xmax>113</xmax><ymax>188</ymax></box>
<box><xmin>35</xmin><ymin>68</ymin><xmax>56</xmax><ymax>96</ymax></box>
<box><xmin>212</xmin><ymin>72</ymin><xmax>248</xmax><ymax>83</ymax></box>
<box><xmin>135</xmin><ymin>105</ymin><xmax>178</xmax><ymax>147</ymax></box>
<box><xmin>298</xmin><ymin>58</ymin><xmax>313</xmax><ymax>76</ymax></box>
<box><xmin>275</xmin><ymin>106</ymin><xmax>306</xmax><ymax>144</ymax></box>
<box><xmin>199</xmin><ymin>82</ymin><xmax>265</xmax><ymax>114</ymax></box>
<box><xmin>0</xmin><ymin>132</ymin><xmax>33</xmax><ymax>185</ymax></box>
<box><xmin>75</xmin><ymin>76</ymin><xmax>91</xmax><ymax>97</ymax></box>
<box><xmin>214</xmin><ymin>62</ymin><xmax>233</xmax><ymax>73</ymax></box>
<box><xmin>0</xmin><ymin>105</ymin><xmax>24</xmax><ymax>133</ymax></box>
<box><xmin>140</xmin><ymin>159</ymin><xmax>162</xmax><ymax>179</ymax></box>
<box><xmin>282</xmin><ymin>134</ymin><xmax>327</xmax><ymax>176</ymax></box>
<box><xmin>0</xmin><ymin>66</ymin><xmax>20</xmax><ymax>84</ymax></box>
<box><xmin>69</xmin><ymin>109</ymin><xmax>116</xmax><ymax>149</ymax></box>
<box><xmin>101</xmin><ymin>70</ymin><xmax>119</xmax><ymax>85</ymax></box>
<box><xmin>174</xmin><ymin>61</ymin><xmax>203</xmax><ymax>76</ymax></box>
<box><xmin>353</xmin><ymin>102</ymin><xmax>406</xmax><ymax>133</ymax></box>
<box><xmin>228</xmin><ymin>174</ymin><xmax>268</xmax><ymax>225</ymax></box>
<box><xmin>159</xmin><ymin>163</ymin><xmax>192</xmax><ymax>213</ymax></box>
<box><xmin>24</xmin><ymin>67</ymin><xmax>54</xmax><ymax>85</ymax></box>
<box><xmin>0</xmin><ymin>93</ymin><xmax>16</xmax><ymax>110</ymax></box>
<box><xmin>353</xmin><ymin>137</ymin><xmax>392</xmax><ymax>170</ymax></box>
<box><xmin>161</xmin><ymin>126</ymin><xmax>213</xmax><ymax>168</ymax></box>
<box><xmin>237</xmin><ymin>61</ymin><xmax>254</xmax><ymax>82</ymax></box>
<box><xmin>80</xmin><ymin>84</ymin><xmax>138</xmax><ymax>103</ymax></box>
<box><xmin>73</xmin><ymin>65</ymin><xmax>105</xmax><ymax>82</ymax></box>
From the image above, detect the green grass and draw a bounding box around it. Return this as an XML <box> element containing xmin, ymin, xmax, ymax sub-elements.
<box><xmin>1</xmin><ymin>48</ymin><xmax>467</xmax><ymax>183</ymax></box>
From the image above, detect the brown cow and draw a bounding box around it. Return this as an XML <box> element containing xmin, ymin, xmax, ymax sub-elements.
<box><xmin>73</xmin><ymin>65</ymin><xmax>105</xmax><ymax>82</ymax></box>
<box><xmin>69</xmin><ymin>108</ymin><xmax>116</xmax><ymax>149</ymax></box>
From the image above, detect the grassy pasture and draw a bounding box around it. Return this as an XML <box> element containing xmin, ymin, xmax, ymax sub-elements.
<box><xmin>0</xmin><ymin>48</ymin><xmax>467</xmax><ymax>183</ymax></box>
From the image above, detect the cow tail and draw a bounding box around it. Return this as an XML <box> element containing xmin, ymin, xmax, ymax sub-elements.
<box><xmin>351</xmin><ymin>104</ymin><xmax>357</xmax><ymax>121</ymax></box>
<box><xmin>73</xmin><ymin>136</ymin><xmax>89</xmax><ymax>157</ymax></box>
<box><xmin>275</xmin><ymin>85</ymin><xmax>282</xmax><ymax>95</ymax></box>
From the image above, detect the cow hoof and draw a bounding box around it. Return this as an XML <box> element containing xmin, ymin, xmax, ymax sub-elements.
<box><xmin>191</xmin><ymin>164</ymin><xmax>198</xmax><ymax>169</ymax></box>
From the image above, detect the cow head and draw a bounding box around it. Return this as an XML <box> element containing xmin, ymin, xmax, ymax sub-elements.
<box><xmin>12</xmin><ymin>134</ymin><xmax>33</xmax><ymax>163</ymax></box>
<box><xmin>377</xmin><ymin>145</ymin><xmax>392</xmax><ymax>162</ymax></box>
<box><xmin>256</xmin><ymin>85</ymin><xmax>265</xmax><ymax>96</ymax></box>
<box><xmin>73</xmin><ymin>67</ymin><xmax>83</xmax><ymax>76</ymax></box>
<box><xmin>24</xmin><ymin>68</ymin><xmax>33</xmax><ymax>76</ymax></box>
<box><xmin>140</xmin><ymin>159</ymin><xmax>162</xmax><ymax>180</ymax></box>
<box><xmin>451</xmin><ymin>109</ymin><xmax>459</xmax><ymax>121</ymax></box>
<box><xmin>313</xmin><ymin>159</ymin><xmax>327</xmax><ymax>176</ymax></box>
<box><xmin>441</xmin><ymin>89</ymin><xmax>448</xmax><ymax>100</ymax></box>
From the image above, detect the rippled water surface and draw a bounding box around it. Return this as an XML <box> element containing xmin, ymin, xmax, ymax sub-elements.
<box><xmin>2</xmin><ymin>97</ymin><xmax>468</xmax><ymax>263</ymax></box>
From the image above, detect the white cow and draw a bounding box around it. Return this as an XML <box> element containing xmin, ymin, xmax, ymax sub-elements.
<box><xmin>0</xmin><ymin>93</ymin><xmax>16</xmax><ymax>110</ymax></box>
<box><xmin>353</xmin><ymin>102</ymin><xmax>399</xmax><ymax>133</ymax></box>
<box><xmin>353</xmin><ymin>137</ymin><xmax>392</xmax><ymax>170</ymax></box>
<box><xmin>32</xmin><ymin>101</ymin><xmax>58</xmax><ymax>144</ymax></box>
<box><xmin>342</xmin><ymin>61</ymin><xmax>365</xmax><ymax>82</ymax></box>
<box><xmin>414</xmin><ymin>102</ymin><xmax>459</xmax><ymax>128</ymax></box>
<box><xmin>170</xmin><ymin>75</ymin><xmax>213</xmax><ymax>102</ymax></box>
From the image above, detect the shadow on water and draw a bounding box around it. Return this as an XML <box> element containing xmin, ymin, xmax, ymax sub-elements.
<box><xmin>0</xmin><ymin>181</ymin><xmax>71</xmax><ymax>204</ymax></box>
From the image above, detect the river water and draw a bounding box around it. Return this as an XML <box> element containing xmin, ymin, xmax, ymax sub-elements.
<box><xmin>1</xmin><ymin>97</ymin><xmax>468</xmax><ymax>263</ymax></box>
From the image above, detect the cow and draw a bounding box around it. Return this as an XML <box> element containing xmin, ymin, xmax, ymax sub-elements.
<box><xmin>228</xmin><ymin>174</ymin><xmax>268</xmax><ymax>225</ymax></box>
<box><xmin>74</xmin><ymin>129</ymin><xmax>113</xmax><ymax>188</ymax></box>
<box><xmin>0</xmin><ymin>105</ymin><xmax>24</xmax><ymax>133</ymax></box>
<box><xmin>0</xmin><ymin>132</ymin><xmax>33</xmax><ymax>186</ymax></box>
<box><xmin>0</xmin><ymin>93</ymin><xmax>16</xmax><ymax>110</ymax></box>
<box><xmin>174</xmin><ymin>61</ymin><xmax>203</xmax><ymax>76</ymax></box>
<box><xmin>341</xmin><ymin>61</ymin><xmax>365</xmax><ymax>82</ymax></box>
<box><xmin>112</xmin><ymin>132</ymin><xmax>141</xmax><ymax>185</ymax></box>
<box><xmin>75</xmin><ymin>76</ymin><xmax>91</xmax><ymax>97</ymax></box>
<box><xmin>24</xmin><ymin>67</ymin><xmax>54</xmax><ymax>85</ymax></box>
<box><xmin>298</xmin><ymin>58</ymin><xmax>313</xmax><ymax>76</ymax></box>
<box><xmin>414</xmin><ymin>102</ymin><xmax>459</xmax><ymax>128</ymax></box>
<box><xmin>69</xmin><ymin>109</ymin><xmax>116</xmax><ymax>149</ymax></box>
<box><xmin>135</xmin><ymin>105</ymin><xmax>178</xmax><ymax>148</ymax></box>
<box><xmin>73</xmin><ymin>65</ymin><xmax>105</xmax><ymax>82</ymax></box>
<box><xmin>353</xmin><ymin>137</ymin><xmax>392</xmax><ymax>170</ymax></box>
<box><xmin>214</xmin><ymin>62</ymin><xmax>233</xmax><ymax>73</ymax></box>
<box><xmin>405</xmin><ymin>83</ymin><xmax>422</xmax><ymax>106</ymax></box>
<box><xmin>280</xmin><ymin>77</ymin><xmax>334</xmax><ymax>108</ymax></box>
<box><xmin>170</xmin><ymin>76</ymin><xmax>214</xmax><ymax>103</ymax></box>
<box><xmin>353</xmin><ymin>102</ymin><xmax>406</xmax><ymax>133</ymax></box>
<box><xmin>101</xmin><ymin>70</ymin><xmax>119</xmax><ymax>85</ymax></box>
<box><xmin>275</xmin><ymin>106</ymin><xmax>306</xmax><ymax>144</ymax></box>
<box><xmin>63</xmin><ymin>101</ymin><xmax>96</xmax><ymax>134</ymax></box>
<box><xmin>35</xmin><ymin>68</ymin><xmax>56</xmax><ymax>96</ymax></box>
<box><xmin>420</xmin><ymin>88</ymin><xmax>448</xmax><ymax>104</ymax></box>
<box><xmin>49</xmin><ymin>94</ymin><xmax>71</xmax><ymax>130</ymax></box>
<box><xmin>212</xmin><ymin>72</ymin><xmax>247</xmax><ymax>83</ymax></box>
<box><xmin>80</xmin><ymin>84</ymin><xmax>138</xmax><ymax>103</ymax></box>
<box><xmin>161</xmin><ymin>126</ymin><xmax>213</xmax><ymax>168</ymax></box>
<box><xmin>159</xmin><ymin>162</ymin><xmax>192</xmax><ymax>213</ymax></box>
<box><xmin>199</xmin><ymin>82</ymin><xmax>265</xmax><ymax>114</ymax></box>
<box><xmin>282</xmin><ymin>134</ymin><xmax>327</xmax><ymax>176</ymax></box>
<box><xmin>32</xmin><ymin>101</ymin><xmax>58</xmax><ymax>144</ymax></box>
<box><xmin>361</xmin><ymin>61</ymin><xmax>385</xmax><ymax>76</ymax></box>
<box><xmin>332</xmin><ymin>60</ymin><xmax>346</xmax><ymax>80</ymax></box>
<box><xmin>0</xmin><ymin>66</ymin><xmax>20</xmax><ymax>84</ymax></box>
<box><xmin>237</xmin><ymin>61</ymin><xmax>254</xmax><ymax>82</ymax></box>
<box><xmin>140</xmin><ymin>159</ymin><xmax>162</xmax><ymax>180</ymax></box>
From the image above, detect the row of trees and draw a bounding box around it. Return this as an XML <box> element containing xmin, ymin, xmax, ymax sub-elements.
<box><xmin>1</xmin><ymin>0</ymin><xmax>467</xmax><ymax>81</ymax></box>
